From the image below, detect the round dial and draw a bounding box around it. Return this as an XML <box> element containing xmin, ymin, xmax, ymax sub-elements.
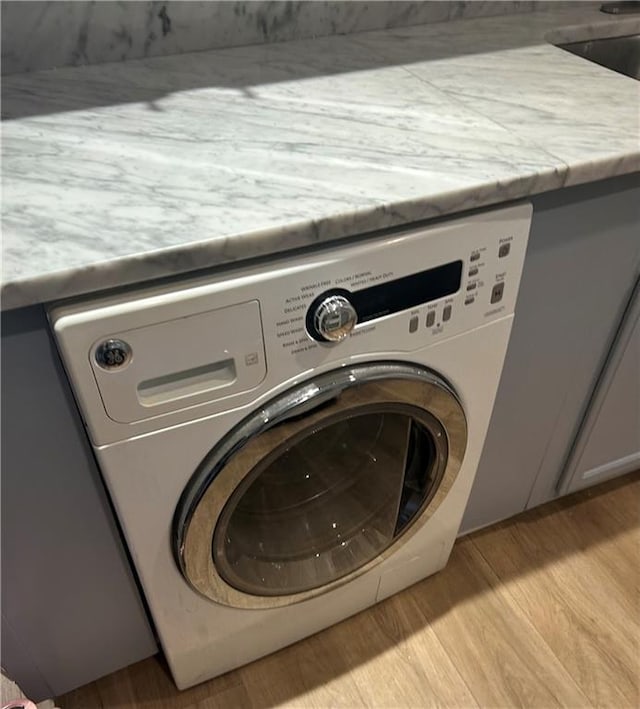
<box><xmin>312</xmin><ymin>295</ymin><xmax>357</xmax><ymax>342</ymax></box>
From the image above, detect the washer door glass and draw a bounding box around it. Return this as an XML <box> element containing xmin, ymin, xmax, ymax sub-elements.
<box><xmin>214</xmin><ymin>408</ymin><xmax>439</xmax><ymax>596</ymax></box>
<box><xmin>174</xmin><ymin>362</ymin><xmax>467</xmax><ymax>609</ymax></box>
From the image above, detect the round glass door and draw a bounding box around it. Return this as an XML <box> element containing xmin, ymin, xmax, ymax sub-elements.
<box><xmin>214</xmin><ymin>407</ymin><xmax>443</xmax><ymax>595</ymax></box>
<box><xmin>174</xmin><ymin>362</ymin><xmax>467</xmax><ymax>609</ymax></box>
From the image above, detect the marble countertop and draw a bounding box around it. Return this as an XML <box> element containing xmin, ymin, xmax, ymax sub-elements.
<box><xmin>2</xmin><ymin>5</ymin><xmax>639</xmax><ymax>310</ymax></box>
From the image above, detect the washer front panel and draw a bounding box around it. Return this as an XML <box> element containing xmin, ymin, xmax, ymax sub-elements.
<box><xmin>175</xmin><ymin>362</ymin><xmax>467</xmax><ymax>609</ymax></box>
<box><xmin>88</xmin><ymin>314</ymin><xmax>515</xmax><ymax>690</ymax></box>
<box><xmin>46</xmin><ymin>204</ymin><xmax>531</xmax><ymax>689</ymax></box>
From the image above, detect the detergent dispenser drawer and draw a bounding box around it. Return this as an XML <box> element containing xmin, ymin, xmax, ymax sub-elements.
<box><xmin>89</xmin><ymin>300</ymin><xmax>266</xmax><ymax>423</ymax></box>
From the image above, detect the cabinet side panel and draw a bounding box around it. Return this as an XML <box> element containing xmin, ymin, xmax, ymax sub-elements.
<box><xmin>0</xmin><ymin>306</ymin><xmax>157</xmax><ymax>701</ymax></box>
<box><xmin>461</xmin><ymin>173</ymin><xmax>640</xmax><ymax>533</ymax></box>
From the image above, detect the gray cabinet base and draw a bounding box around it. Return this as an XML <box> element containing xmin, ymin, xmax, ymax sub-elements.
<box><xmin>1</xmin><ymin>306</ymin><xmax>157</xmax><ymax>701</ymax></box>
<box><xmin>461</xmin><ymin>172</ymin><xmax>640</xmax><ymax>534</ymax></box>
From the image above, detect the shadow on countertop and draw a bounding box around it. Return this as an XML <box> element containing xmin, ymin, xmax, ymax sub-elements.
<box><xmin>1</xmin><ymin>6</ymin><xmax>559</xmax><ymax>121</ymax></box>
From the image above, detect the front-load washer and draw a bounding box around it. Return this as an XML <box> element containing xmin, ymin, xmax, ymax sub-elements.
<box><xmin>50</xmin><ymin>202</ymin><xmax>532</xmax><ymax>689</ymax></box>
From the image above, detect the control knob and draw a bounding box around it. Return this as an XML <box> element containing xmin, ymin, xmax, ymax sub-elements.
<box><xmin>312</xmin><ymin>295</ymin><xmax>357</xmax><ymax>342</ymax></box>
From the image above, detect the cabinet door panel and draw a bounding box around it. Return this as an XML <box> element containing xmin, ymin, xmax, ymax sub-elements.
<box><xmin>559</xmin><ymin>281</ymin><xmax>640</xmax><ymax>494</ymax></box>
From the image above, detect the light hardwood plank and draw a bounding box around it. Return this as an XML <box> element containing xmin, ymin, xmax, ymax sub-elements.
<box><xmin>586</xmin><ymin>472</ymin><xmax>640</xmax><ymax>527</ymax></box>
<box><xmin>58</xmin><ymin>473</ymin><xmax>639</xmax><ymax>709</ymax></box>
<box><xmin>479</xmin><ymin>473</ymin><xmax>639</xmax><ymax>630</ymax></box>
<box><xmin>59</xmin><ymin>680</ymin><xmax>103</xmax><ymax>709</ymax></box>
<box><xmin>237</xmin><ymin>632</ymin><xmax>367</xmax><ymax>709</ymax></box>
<box><xmin>534</xmin><ymin>475</ymin><xmax>639</xmax><ymax>593</ymax></box>
<box><xmin>191</xmin><ymin>682</ymin><xmax>252</xmax><ymax>709</ymax></box>
<box><xmin>89</xmin><ymin>655</ymin><xmax>243</xmax><ymax>709</ymax></box>
<box><xmin>408</xmin><ymin>538</ymin><xmax>591</xmax><ymax>708</ymax></box>
<box><xmin>472</xmin><ymin>479</ymin><xmax>640</xmax><ymax>707</ymax></box>
<box><xmin>236</xmin><ymin>587</ymin><xmax>477</xmax><ymax>708</ymax></box>
<box><xmin>347</xmin><ymin>597</ymin><xmax>478</xmax><ymax>708</ymax></box>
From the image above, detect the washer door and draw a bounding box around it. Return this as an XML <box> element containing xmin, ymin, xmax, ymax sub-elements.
<box><xmin>174</xmin><ymin>362</ymin><xmax>467</xmax><ymax>609</ymax></box>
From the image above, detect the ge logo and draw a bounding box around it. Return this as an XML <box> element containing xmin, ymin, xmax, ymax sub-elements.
<box><xmin>105</xmin><ymin>349</ymin><xmax>125</xmax><ymax>365</ymax></box>
<box><xmin>95</xmin><ymin>339</ymin><xmax>132</xmax><ymax>370</ymax></box>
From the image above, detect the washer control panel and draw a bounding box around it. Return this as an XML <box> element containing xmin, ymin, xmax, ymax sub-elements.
<box><xmin>269</xmin><ymin>204</ymin><xmax>531</xmax><ymax>358</ymax></box>
<box><xmin>306</xmin><ymin>259</ymin><xmax>463</xmax><ymax>343</ymax></box>
<box><xmin>49</xmin><ymin>202</ymin><xmax>532</xmax><ymax>445</ymax></box>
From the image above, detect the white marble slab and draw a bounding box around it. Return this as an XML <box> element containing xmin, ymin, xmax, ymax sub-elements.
<box><xmin>2</xmin><ymin>1</ymin><xmax>541</xmax><ymax>75</ymax></box>
<box><xmin>352</xmin><ymin>11</ymin><xmax>640</xmax><ymax>185</ymax></box>
<box><xmin>2</xmin><ymin>6</ymin><xmax>639</xmax><ymax>309</ymax></box>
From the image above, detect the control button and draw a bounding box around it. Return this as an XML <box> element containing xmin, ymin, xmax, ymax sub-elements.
<box><xmin>442</xmin><ymin>305</ymin><xmax>452</xmax><ymax>322</ymax></box>
<box><xmin>426</xmin><ymin>311</ymin><xmax>436</xmax><ymax>327</ymax></box>
<box><xmin>491</xmin><ymin>282</ymin><xmax>505</xmax><ymax>304</ymax></box>
<box><xmin>499</xmin><ymin>242</ymin><xmax>511</xmax><ymax>258</ymax></box>
<box><xmin>313</xmin><ymin>295</ymin><xmax>357</xmax><ymax>342</ymax></box>
<box><xmin>409</xmin><ymin>316</ymin><xmax>419</xmax><ymax>333</ymax></box>
<box><xmin>465</xmin><ymin>296</ymin><xmax>475</xmax><ymax>305</ymax></box>
<box><xmin>469</xmin><ymin>267</ymin><xmax>479</xmax><ymax>277</ymax></box>
<box><xmin>470</xmin><ymin>252</ymin><xmax>481</xmax><ymax>262</ymax></box>
<box><xmin>466</xmin><ymin>282</ymin><xmax>477</xmax><ymax>292</ymax></box>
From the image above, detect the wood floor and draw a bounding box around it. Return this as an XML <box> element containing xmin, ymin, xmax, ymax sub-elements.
<box><xmin>59</xmin><ymin>472</ymin><xmax>639</xmax><ymax>709</ymax></box>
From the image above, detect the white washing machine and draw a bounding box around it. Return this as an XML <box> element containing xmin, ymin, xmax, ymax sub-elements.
<box><xmin>50</xmin><ymin>203</ymin><xmax>531</xmax><ymax>689</ymax></box>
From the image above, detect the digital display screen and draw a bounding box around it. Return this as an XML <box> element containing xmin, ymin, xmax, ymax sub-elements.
<box><xmin>351</xmin><ymin>260</ymin><xmax>462</xmax><ymax>323</ymax></box>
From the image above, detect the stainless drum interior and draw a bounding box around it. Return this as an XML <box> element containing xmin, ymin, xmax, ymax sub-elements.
<box><xmin>173</xmin><ymin>362</ymin><xmax>467</xmax><ymax>609</ymax></box>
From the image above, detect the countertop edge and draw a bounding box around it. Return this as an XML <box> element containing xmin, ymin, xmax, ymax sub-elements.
<box><xmin>5</xmin><ymin>159</ymin><xmax>640</xmax><ymax>312</ymax></box>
